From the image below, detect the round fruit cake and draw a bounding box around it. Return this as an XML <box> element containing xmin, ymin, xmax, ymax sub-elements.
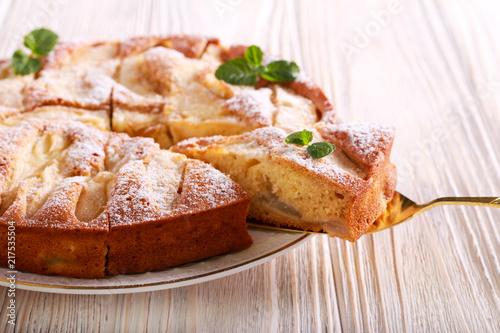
<box><xmin>0</xmin><ymin>35</ymin><xmax>396</xmax><ymax>278</ymax></box>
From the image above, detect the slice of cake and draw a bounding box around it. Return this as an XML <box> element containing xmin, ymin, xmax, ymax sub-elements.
<box><xmin>226</xmin><ymin>45</ymin><xmax>336</xmax><ymax>124</ymax></box>
<box><xmin>0</xmin><ymin>34</ymin><xmax>398</xmax><ymax>278</ymax></box>
<box><xmin>172</xmin><ymin>123</ymin><xmax>396</xmax><ymax>241</ymax></box>
<box><xmin>110</xmin><ymin>51</ymin><xmax>172</xmax><ymax>148</ymax></box>
<box><xmin>0</xmin><ymin>119</ymin><xmax>252</xmax><ymax>278</ymax></box>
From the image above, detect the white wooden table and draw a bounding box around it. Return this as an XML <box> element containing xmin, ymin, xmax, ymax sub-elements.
<box><xmin>1</xmin><ymin>0</ymin><xmax>499</xmax><ymax>331</ymax></box>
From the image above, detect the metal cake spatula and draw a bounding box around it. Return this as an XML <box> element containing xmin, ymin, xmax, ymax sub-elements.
<box><xmin>246</xmin><ymin>192</ymin><xmax>500</xmax><ymax>237</ymax></box>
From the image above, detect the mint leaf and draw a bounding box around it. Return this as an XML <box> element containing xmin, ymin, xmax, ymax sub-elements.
<box><xmin>260</xmin><ymin>60</ymin><xmax>299</xmax><ymax>82</ymax></box>
<box><xmin>12</xmin><ymin>50</ymin><xmax>41</xmax><ymax>75</ymax></box>
<box><xmin>307</xmin><ymin>142</ymin><xmax>335</xmax><ymax>159</ymax></box>
<box><xmin>215</xmin><ymin>57</ymin><xmax>259</xmax><ymax>86</ymax></box>
<box><xmin>24</xmin><ymin>28</ymin><xmax>58</xmax><ymax>57</ymax></box>
<box><xmin>285</xmin><ymin>130</ymin><xmax>313</xmax><ymax>146</ymax></box>
<box><xmin>245</xmin><ymin>45</ymin><xmax>263</xmax><ymax>67</ymax></box>
<box><xmin>302</xmin><ymin>130</ymin><xmax>313</xmax><ymax>145</ymax></box>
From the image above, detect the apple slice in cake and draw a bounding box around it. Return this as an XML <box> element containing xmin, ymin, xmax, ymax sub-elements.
<box><xmin>172</xmin><ymin>122</ymin><xmax>396</xmax><ymax>241</ymax></box>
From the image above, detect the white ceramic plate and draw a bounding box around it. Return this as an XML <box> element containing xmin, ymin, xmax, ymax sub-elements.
<box><xmin>0</xmin><ymin>227</ymin><xmax>311</xmax><ymax>294</ymax></box>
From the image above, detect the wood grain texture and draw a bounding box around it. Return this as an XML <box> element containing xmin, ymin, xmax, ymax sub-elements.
<box><xmin>0</xmin><ymin>0</ymin><xmax>499</xmax><ymax>331</ymax></box>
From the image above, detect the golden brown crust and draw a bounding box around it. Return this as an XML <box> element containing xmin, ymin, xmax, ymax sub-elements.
<box><xmin>0</xmin><ymin>126</ymin><xmax>109</xmax><ymax>277</ymax></box>
<box><xmin>285</xmin><ymin>77</ymin><xmax>335</xmax><ymax>123</ymax></box>
<box><xmin>0</xmin><ymin>222</ymin><xmax>108</xmax><ymax>278</ymax></box>
<box><xmin>0</xmin><ymin>59</ymin><xmax>16</xmax><ymax>79</ymax></box>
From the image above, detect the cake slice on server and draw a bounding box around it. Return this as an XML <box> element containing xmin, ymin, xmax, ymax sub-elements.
<box><xmin>172</xmin><ymin>122</ymin><xmax>397</xmax><ymax>241</ymax></box>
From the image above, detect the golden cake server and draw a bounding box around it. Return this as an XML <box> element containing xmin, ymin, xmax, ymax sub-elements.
<box><xmin>246</xmin><ymin>191</ymin><xmax>500</xmax><ymax>237</ymax></box>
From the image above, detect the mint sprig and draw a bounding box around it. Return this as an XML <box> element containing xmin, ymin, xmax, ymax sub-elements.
<box><xmin>306</xmin><ymin>142</ymin><xmax>335</xmax><ymax>159</ymax></box>
<box><xmin>285</xmin><ymin>130</ymin><xmax>335</xmax><ymax>159</ymax></box>
<box><xmin>24</xmin><ymin>28</ymin><xmax>59</xmax><ymax>57</ymax></box>
<box><xmin>215</xmin><ymin>45</ymin><xmax>299</xmax><ymax>86</ymax></box>
<box><xmin>12</xmin><ymin>28</ymin><xmax>59</xmax><ymax>76</ymax></box>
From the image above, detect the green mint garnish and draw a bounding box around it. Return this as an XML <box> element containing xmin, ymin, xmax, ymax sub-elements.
<box><xmin>285</xmin><ymin>130</ymin><xmax>335</xmax><ymax>159</ymax></box>
<box><xmin>259</xmin><ymin>60</ymin><xmax>299</xmax><ymax>82</ymax></box>
<box><xmin>245</xmin><ymin>45</ymin><xmax>263</xmax><ymax>67</ymax></box>
<box><xmin>215</xmin><ymin>45</ymin><xmax>299</xmax><ymax>86</ymax></box>
<box><xmin>12</xmin><ymin>50</ymin><xmax>41</xmax><ymax>75</ymax></box>
<box><xmin>285</xmin><ymin>129</ymin><xmax>313</xmax><ymax>146</ymax></box>
<box><xmin>12</xmin><ymin>28</ymin><xmax>59</xmax><ymax>76</ymax></box>
<box><xmin>24</xmin><ymin>28</ymin><xmax>59</xmax><ymax>57</ymax></box>
<box><xmin>215</xmin><ymin>57</ymin><xmax>259</xmax><ymax>86</ymax></box>
<box><xmin>307</xmin><ymin>142</ymin><xmax>335</xmax><ymax>159</ymax></box>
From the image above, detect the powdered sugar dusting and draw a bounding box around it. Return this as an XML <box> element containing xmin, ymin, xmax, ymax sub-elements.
<box><xmin>326</xmin><ymin>122</ymin><xmax>394</xmax><ymax>165</ymax></box>
<box><xmin>143</xmin><ymin>46</ymin><xmax>186</xmax><ymax>84</ymax></box>
<box><xmin>261</xmin><ymin>53</ymin><xmax>281</xmax><ymax>66</ymax></box>
<box><xmin>30</xmin><ymin>176</ymin><xmax>87</xmax><ymax>227</ymax></box>
<box><xmin>178</xmin><ymin>161</ymin><xmax>245</xmax><ymax>211</ymax></box>
<box><xmin>221</xmin><ymin>88</ymin><xmax>275</xmax><ymax>127</ymax></box>
<box><xmin>64</xmin><ymin>125</ymin><xmax>108</xmax><ymax>177</ymax></box>
<box><xmin>294</xmin><ymin>72</ymin><xmax>316</xmax><ymax>90</ymax></box>
<box><xmin>224</xmin><ymin>126</ymin><xmax>366</xmax><ymax>191</ymax></box>
<box><xmin>106</xmin><ymin>160</ymin><xmax>161</xmax><ymax>226</ymax></box>
<box><xmin>106</xmin><ymin>133</ymin><xmax>159</xmax><ymax>173</ymax></box>
<box><xmin>25</xmin><ymin>66</ymin><xmax>114</xmax><ymax>110</ymax></box>
<box><xmin>0</xmin><ymin>121</ymin><xmax>41</xmax><ymax>193</ymax></box>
